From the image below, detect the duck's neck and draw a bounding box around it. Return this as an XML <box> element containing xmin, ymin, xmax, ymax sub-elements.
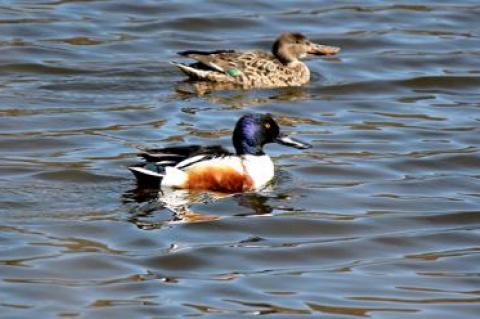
<box><xmin>272</xmin><ymin>42</ymin><xmax>296</xmax><ymax>65</ymax></box>
<box><xmin>275</xmin><ymin>51</ymin><xmax>297</xmax><ymax>65</ymax></box>
<box><xmin>234</xmin><ymin>141</ymin><xmax>265</xmax><ymax>156</ymax></box>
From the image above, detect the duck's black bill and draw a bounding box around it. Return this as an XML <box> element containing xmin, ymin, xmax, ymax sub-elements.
<box><xmin>275</xmin><ymin>135</ymin><xmax>312</xmax><ymax>149</ymax></box>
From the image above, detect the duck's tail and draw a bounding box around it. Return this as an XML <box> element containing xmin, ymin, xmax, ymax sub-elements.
<box><xmin>128</xmin><ymin>164</ymin><xmax>164</xmax><ymax>188</ymax></box>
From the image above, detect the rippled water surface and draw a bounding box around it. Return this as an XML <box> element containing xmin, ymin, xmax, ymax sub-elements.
<box><xmin>1</xmin><ymin>1</ymin><xmax>480</xmax><ymax>318</ymax></box>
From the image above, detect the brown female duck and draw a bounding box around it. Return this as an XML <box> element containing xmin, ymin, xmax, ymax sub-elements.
<box><xmin>172</xmin><ymin>32</ymin><xmax>340</xmax><ymax>89</ymax></box>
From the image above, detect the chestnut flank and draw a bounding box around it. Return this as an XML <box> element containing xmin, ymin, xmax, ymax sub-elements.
<box><xmin>184</xmin><ymin>166</ymin><xmax>254</xmax><ymax>193</ymax></box>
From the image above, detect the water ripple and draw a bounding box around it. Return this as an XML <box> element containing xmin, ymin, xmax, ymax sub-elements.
<box><xmin>1</xmin><ymin>0</ymin><xmax>479</xmax><ymax>318</ymax></box>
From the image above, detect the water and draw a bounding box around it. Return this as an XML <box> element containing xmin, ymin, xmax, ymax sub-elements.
<box><xmin>1</xmin><ymin>0</ymin><xmax>479</xmax><ymax>318</ymax></box>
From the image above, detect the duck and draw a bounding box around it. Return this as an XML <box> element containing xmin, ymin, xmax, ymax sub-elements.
<box><xmin>172</xmin><ymin>32</ymin><xmax>340</xmax><ymax>89</ymax></box>
<box><xmin>129</xmin><ymin>113</ymin><xmax>312</xmax><ymax>193</ymax></box>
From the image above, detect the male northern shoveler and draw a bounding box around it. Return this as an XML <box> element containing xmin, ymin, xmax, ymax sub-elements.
<box><xmin>172</xmin><ymin>32</ymin><xmax>340</xmax><ymax>89</ymax></box>
<box><xmin>129</xmin><ymin>114</ymin><xmax>312</xmax><ymax>193</ymax></box>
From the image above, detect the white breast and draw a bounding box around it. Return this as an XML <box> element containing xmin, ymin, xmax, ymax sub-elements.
<box><xmin>242</xmin><ymin>155</ymin><xmax>274</xmax><ymax>189</ymax></box>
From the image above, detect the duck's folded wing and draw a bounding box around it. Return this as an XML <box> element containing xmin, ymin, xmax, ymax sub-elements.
<box><xmin>129</xmin><ymin>145</ymin><xmax>231</xmax><ymax>188</ymax></box>
<box><xmin>140</xmin><ymin>145</ymin><xmax>231</xmax><ymax>163</ymax></box>
<box><xmin>177</xmin><ymin>50</ymin><xmax>238</xmax><ymax>73</ymax></box>
<box><xmin>130</xmin><ymin>145</ymin><xmax>233</xmax><ymax>188</ymax></box>
<box><xmin>177</xmin><ymin>50</ymin><xmax>273</xmax><ymax>74</ymax></box>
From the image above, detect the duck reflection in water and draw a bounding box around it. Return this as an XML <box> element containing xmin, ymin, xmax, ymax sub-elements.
<box><xmin>175</xmin><ymin>80</ymin><xmax>311</xmax><ymax>99</ymax></box>
<box><xmin>123</xmin><ymin>186</ymin><xmax>274</xmax><ymax>228</ymax></box>
<box><xmin>175</xmin><ymin>83</ymin><xmax>310</xmax><ymax>109</ymax></box>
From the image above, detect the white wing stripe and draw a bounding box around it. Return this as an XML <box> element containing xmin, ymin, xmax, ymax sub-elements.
<box><xmin>129</xmin><ymin>166</ymin><xmax>164</xmax><ymax>177</ymax></box>
<box><xmin>175</xmin><ymin>154</ymin><xmax>210</xmax><ymax>169</ymax></box>
<box><xmin>155</xmin><ymin>160</ymin><xmax>176</xmax><ymax>165</ymax></box>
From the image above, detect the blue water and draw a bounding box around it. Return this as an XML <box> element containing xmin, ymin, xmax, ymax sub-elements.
<box><xmin>0</xmin><ymin>1</ymin><xmax>479</xmax><ymax>318</ymax></box>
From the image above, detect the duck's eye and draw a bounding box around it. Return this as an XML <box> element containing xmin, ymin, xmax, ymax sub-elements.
<box><xmin>264</xmin><ymin>123</ymin><xmax>271</xmax><ymax>129</ymax></box>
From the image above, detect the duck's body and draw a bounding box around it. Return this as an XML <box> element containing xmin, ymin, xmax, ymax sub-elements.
<box><xmin>130</xmin><ymin>147</ymin><xmax>274</xmax><ymax>192</ymax></box>
<box><xmin>174</xmin><ymin>50</ymin><xmax>311</xmax><ymax>88</ymax></box>
<box><xmin>173</xmin><ymin>33</ymin><xmax>340</xmax><ymax>89</ymax></box>
<box><xmin>129</xmin><ymin>114</ymin><xmax>311</xmax><ymax>193</ymax></box>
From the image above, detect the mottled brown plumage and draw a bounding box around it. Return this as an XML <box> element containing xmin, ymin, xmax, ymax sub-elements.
<box><xmin>172</xmin><ymin>32</ymin><xmax>340</xmax><ymax>89</ymax></box>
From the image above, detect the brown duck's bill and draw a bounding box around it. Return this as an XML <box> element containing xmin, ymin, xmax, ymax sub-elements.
<box><xmin>275</xmin><ymin>135</ymin><xmax>312</xmax><ymax>150</ymax></box>
<box><xmin>307</xmin><ymin>43</ymin><xmax>341</xmax><ymax>55</ymax></box>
